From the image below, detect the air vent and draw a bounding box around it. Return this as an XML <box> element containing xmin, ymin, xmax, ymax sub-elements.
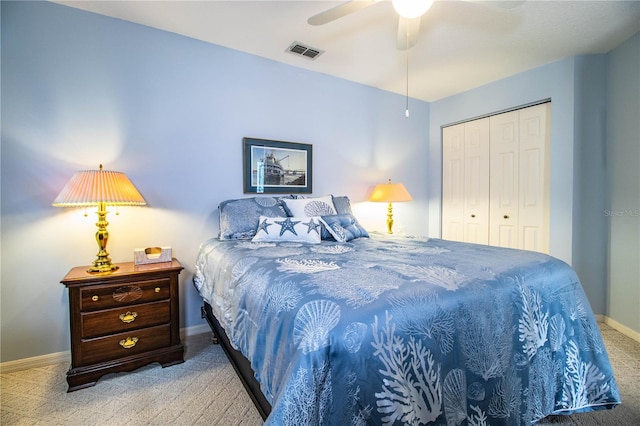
<box><xmin>286</xmin><ymin>42</ymin><xmax>324</xmax><ymax>60</ymax></box>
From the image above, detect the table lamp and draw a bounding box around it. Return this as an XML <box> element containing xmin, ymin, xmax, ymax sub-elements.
<box><xmin>53</xmin><ymin>164</ymin><xmax>147</xmax><ymax>273</ymax></box>
<box><xmin>369</xmin><ymin>179</ymin><xmax>413</xmax><ymax>234</ymax></box>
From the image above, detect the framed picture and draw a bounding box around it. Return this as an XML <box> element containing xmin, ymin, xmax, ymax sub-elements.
<box><xmin>243</xmin><ymin>137</ymin><xmax>313</xmax><ymax>194</ymax></box>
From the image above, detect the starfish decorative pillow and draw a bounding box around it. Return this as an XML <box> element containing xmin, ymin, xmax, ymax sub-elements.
<box><xmin>252</xmin><ymin>216</ymin><xmax>322</xmax><ymax>244</ymax></box>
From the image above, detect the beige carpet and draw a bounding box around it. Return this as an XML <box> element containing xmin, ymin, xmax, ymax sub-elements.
<box><xmin>1</xmin><ymin>332</ymin><xmax>263</xmax><ymax>425</ymax></box>
<box><xmin>1</xmin><ymin>323</ymin><xmax>638</xmax><ymax>425</ymax></box>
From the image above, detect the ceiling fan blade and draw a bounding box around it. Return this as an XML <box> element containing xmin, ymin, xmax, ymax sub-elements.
<box><xmin>308</xmin><ymin>0</ymin><xmax>379</xmax><ymax>26</ymax></box>
<box><xmin>397</xmin><ymin>16</ymin><xmax>421</xmax><ymax>50</ymax></box>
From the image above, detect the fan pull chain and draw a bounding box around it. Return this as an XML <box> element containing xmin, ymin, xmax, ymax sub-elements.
<box><xmin>405</xmin><ymin>48</ymin><xmax>409</xmax><ymax>118</ymax></box>
<box><xmin>405</xmin><ymin>31</ymin><xmax>410</xmax><ymax>118</ymax></box>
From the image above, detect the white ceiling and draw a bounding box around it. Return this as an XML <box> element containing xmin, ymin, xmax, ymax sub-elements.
<box><xmin>55</xmin><ymin>0</ymin><xmax>640</xmax><ymax>102</ymax></box>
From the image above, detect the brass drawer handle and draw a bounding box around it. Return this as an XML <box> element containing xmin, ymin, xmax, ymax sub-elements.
<box><xmin>119</xmin><ymin>337</ymin><xmax>138</xmax><ymax>349</ymax></box>
<box><xmin>91</xmin><ymin>295</ymin><xmax>99</xmax><ymax>302</ymax></box>
<box><xmin>119</xmin><ymin>311</ymin><xmax>138</xmax><ymax>324</ymax></box>
<box><xmin>155</xmin><ymin>287</ymin><xmax>161</xmax><ymax>293</ymax></box>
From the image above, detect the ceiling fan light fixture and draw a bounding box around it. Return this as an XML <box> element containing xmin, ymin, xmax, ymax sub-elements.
<box><xmin>392</xmin><ymin>0</ymin><xmax>434</xmax><ymax>19</ymax></box>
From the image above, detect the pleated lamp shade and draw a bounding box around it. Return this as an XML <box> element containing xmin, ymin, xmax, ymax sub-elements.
<box><xmin>53</xmin><ymin>165</ymin><xmax>146</xmax><ymax>272</ymax></box>
<box><xmin>53</xmin><ymin>165</ymin><xmax>146</xmax><ymax>207</ymax></box>
<box><xmin>369</xmin><ymin>179</ymin><xmax>413</xmax><ymax>203</ymax></box>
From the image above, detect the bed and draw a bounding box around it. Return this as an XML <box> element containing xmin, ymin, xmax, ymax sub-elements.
<box><xmin>193</xmin><ymin>195</ymin><xmax>620</xmax><ymax>425</ymax></box>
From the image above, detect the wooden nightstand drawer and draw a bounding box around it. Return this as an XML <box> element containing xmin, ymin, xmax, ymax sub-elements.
<box><xmin>79</xmin><ymin>277</ymin><xmax>170</xmax><ymax>311</ymax></box>
<box><xmin>79</xmin><ymin>324</ymin><xmax>171</xmax><ymax>366</ymax></box>
<box><xmin>81</xmin><ymin>300</ymin><xmax>171</xmax><ymax>338</ymax></box>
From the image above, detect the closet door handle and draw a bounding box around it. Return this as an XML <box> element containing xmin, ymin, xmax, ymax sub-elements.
<box><xmin>470</xmin><ymin>214</ymin><xmax>476</xmax><ymax>218</ymax></box>
<box><xmin>503</xmin><ymin>215</ymin><xmax>510</xmax><ymax>219</ymax></box>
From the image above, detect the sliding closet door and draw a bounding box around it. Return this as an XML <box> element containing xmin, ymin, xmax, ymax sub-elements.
<box><xmin>490</xmin><ymin>110</ymin><xmax>520</xmax><ymax>249</ymax></box>
<box><xmin>518</xmin><ymin>103</ymin><xmax>550</xmax><ymax>253</ymax></box>
<box><xmin>489</xmin><ymin>103</ymin><xmax>550</xmax><ymax>253</ymax></box>
<box><xmin>442</xmin><ymin>123</ymin><xmax>465</xmax><ymax>241</ymax></box>
<box><xmin>442</xmin><ymin>102</ymin><xmax>550</xmax><ymax>253</ymax></box>
<box><xmin>442</xmin><ymin>119</ymin><xmax>490</xmax><ymax>244</ymax></box>
<box><xmin>463</xmin><ymin>118</ymin><xmax>490</xmax><ymax>244</ymax></box>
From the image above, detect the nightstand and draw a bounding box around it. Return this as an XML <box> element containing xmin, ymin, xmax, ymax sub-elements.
<box><xmin>61</xmin><ymin>259</ymin><xmax>184</xmax><ymax>391</ymax></box>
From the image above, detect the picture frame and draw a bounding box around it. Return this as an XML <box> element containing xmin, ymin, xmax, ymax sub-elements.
<box><xmin>243</xmin><ymin>137</ymin><xmax>313</xmax><ymax>194</ymax></box>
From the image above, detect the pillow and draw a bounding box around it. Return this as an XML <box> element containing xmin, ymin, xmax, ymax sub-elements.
<box><xmin>252</xmin><ymin>216</ymin><xmax>322</xmax><ymax>244</ymax></box>
<box><xmin>320</xmin><ymin>214</ymin><xmax>370</xmax><ymax>242</ymax></box>
<box><xmin>218</xmin><ymin>197</ymin><xmax>288</xmax><ymax>240</ymax></box>
<box><xmin>280</xmin><ymin>195</ymin><xmax>337</xmax><ymax>217</ymax></box>
<box><xmin>332</xmin><ymin>195</ymin><xmax>354</xmax><ymax>215</ymax></box>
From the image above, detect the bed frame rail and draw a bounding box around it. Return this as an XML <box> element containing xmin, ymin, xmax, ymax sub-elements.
<box><xmin>201</xmin><ymin>303</ymin><xmax>271</xmax><ymax>420</ymax></box>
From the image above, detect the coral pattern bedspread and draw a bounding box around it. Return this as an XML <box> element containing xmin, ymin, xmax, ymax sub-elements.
<box><xmin>193</xmin><ymin>234</ymin><xmax>620</xmax><ymax>425</ymax></box>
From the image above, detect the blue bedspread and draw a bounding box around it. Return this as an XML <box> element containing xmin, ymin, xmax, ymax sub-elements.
<box><xmin>193</xmin><ymin>234</ymin><xmax>620</xmax><ymax>425</ymax></box>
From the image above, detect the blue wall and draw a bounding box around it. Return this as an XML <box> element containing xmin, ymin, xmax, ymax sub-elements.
<box><xmin>1</xmin><ymin>1</ymin><xmax>429</xmax><ymax>362</ymax></box>
<box><xmin>572</xmin><ymin>54</ymin><xmax>609</xmax><ymax>322</ymax></box>
<box><xmin>429</xmin><ymin>38</ymin><xmax>639</xmax><ymax>331</ymax></box>
<box><xmin>1</xmin><ymin>1</ymin><xmax>638</xmax><ymax>364</ymax></box>
<box><xmin>606</xmin><ymin>33</ymin><xmax>640</xmax><ymax>334</ymax></box>
<box><xmin>428</xmin><ymin>58</ymin><xmax>577</xmax><ymax>265</ymax></box>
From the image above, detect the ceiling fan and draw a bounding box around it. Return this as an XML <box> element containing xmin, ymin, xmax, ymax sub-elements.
<box><xmin>308</xmin><ymin>0</ymin><xmax>525</xmax><ymax>50</ymax></box>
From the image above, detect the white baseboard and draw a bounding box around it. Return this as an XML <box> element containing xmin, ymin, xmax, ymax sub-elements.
<box><xmin>603</xmin><ymin>316</ymin><xmax>640</xmax><ymax>343</ymax></box>
<box><xmin>0</xmin><ymin>350</ymin><xmax>71</xmax><ymax>374</ymax></box>
<box><xmin>0</xmin><ymin>323</ymin><xmax>214</xmax><ymax>374</ymax></box>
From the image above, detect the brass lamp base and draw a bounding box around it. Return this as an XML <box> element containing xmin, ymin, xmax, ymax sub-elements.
<box><xmin>87</xmin><ymin>203</ymin><xmax>118</xmax><ymax>274</ymax></box>
<box><xmin>386</xmin><ymin>202</ymin><xmax>394</xmax><ymax>234</ymax></box>
<box><xmin>87</xmin><ymin>260</ymin><xmax>119</xmax><ymax>273</ymax></box>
